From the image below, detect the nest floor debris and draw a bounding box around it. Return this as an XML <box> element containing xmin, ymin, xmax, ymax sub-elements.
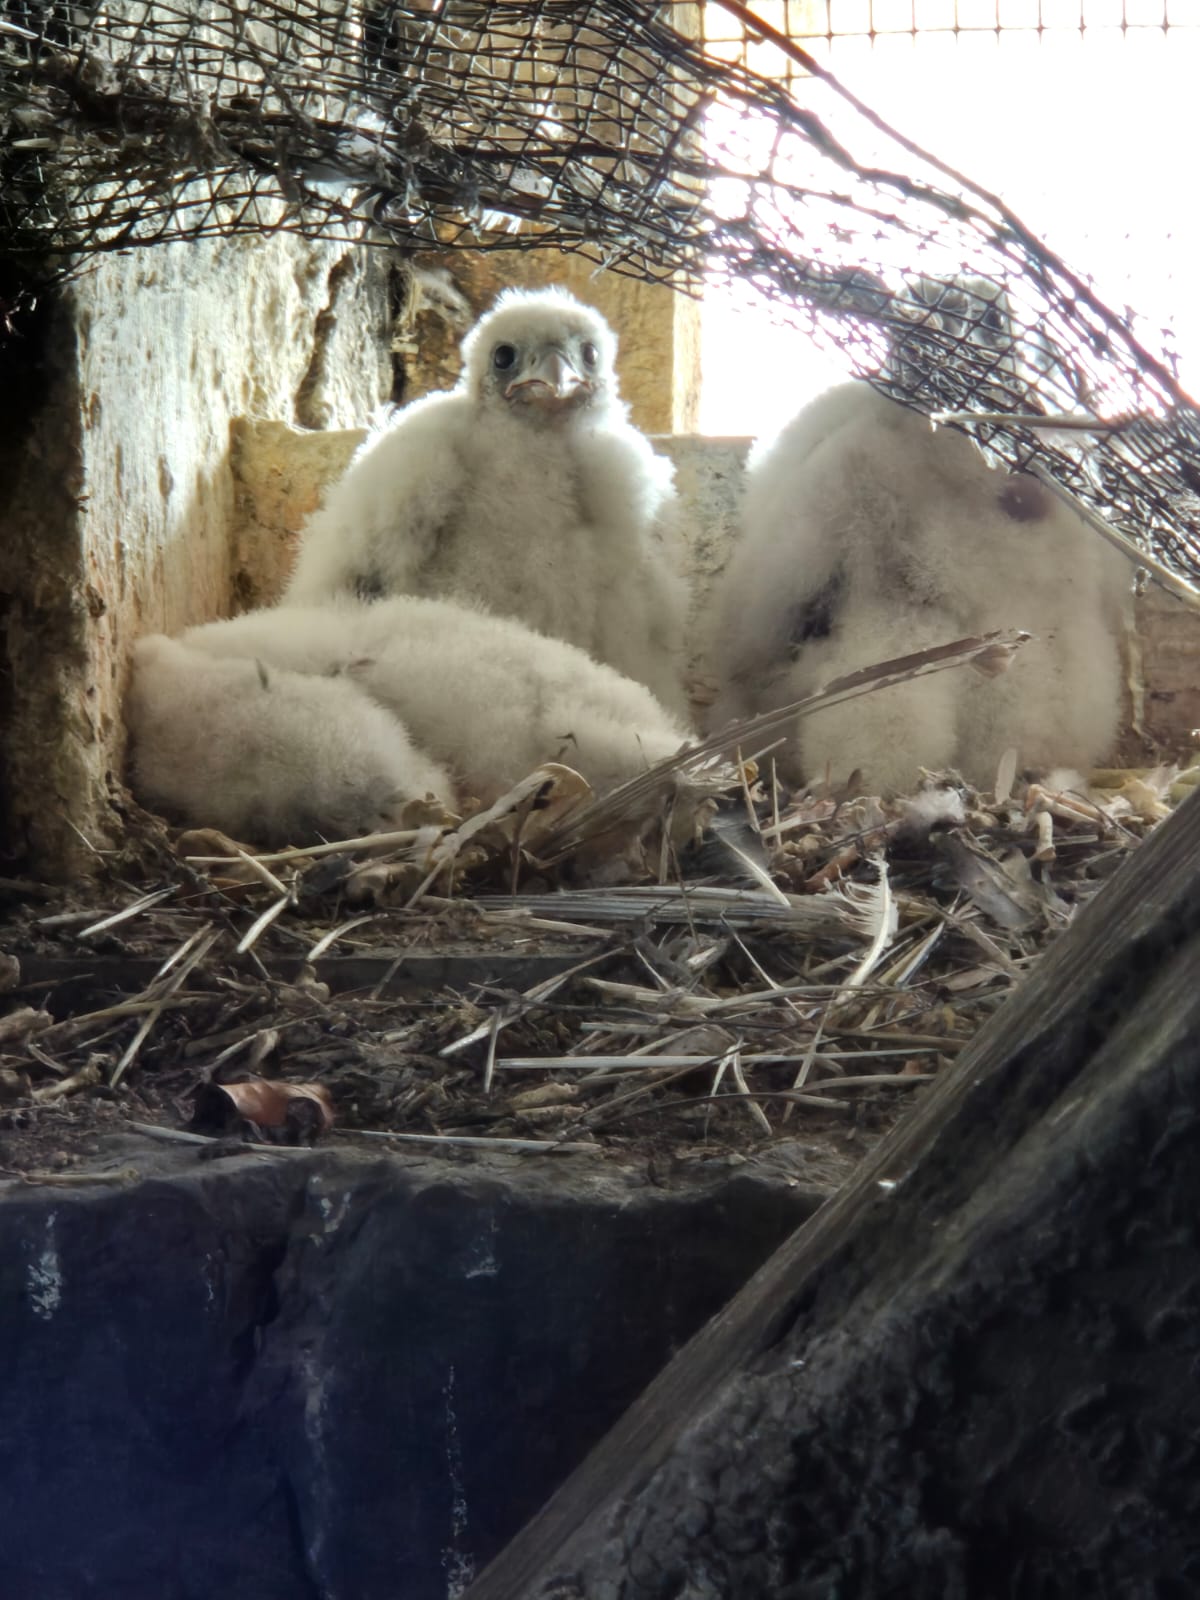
<box><xmin>0</xmin><ymin>749</ymin><xmax>1188</xmax><ymax>1194</ymax></box>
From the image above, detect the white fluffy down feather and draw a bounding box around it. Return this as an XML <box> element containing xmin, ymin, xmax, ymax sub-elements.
<box><xmin>709</xmin><ymin>381</ymin><xmax>1133</xmax><ymax>793</ymax></box>
<box><xmin>126</xmin><ymin>597</ymin><xmax>689</xmax><ymax>845</ymax></box>
<box><xmin>126</xmin><ymin>634</ymin><xmax>454</xmax><ymax>846</ymax></box>
<box><xmin>284</xmin><ymin>288</ymin><xmax>687</xmax><ymax>713</ymax></box>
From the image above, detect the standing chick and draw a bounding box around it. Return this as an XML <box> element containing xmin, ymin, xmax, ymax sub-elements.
<box><xmin>284</xmin><ymin>288</ymin><xmax>687</xmax><ymax>713</ymax></box>
<box><xmin>709</xmin><ymin>285</ymin><xmax>1132</xmax><ymax>793</ymax></box>
<box><xmin>126</xmin><ymin>597</ymin><xmax>689</xmax><ymax>845</ymax></box>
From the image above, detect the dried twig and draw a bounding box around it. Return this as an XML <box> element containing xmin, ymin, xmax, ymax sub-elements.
<box><xmin>335</xmin><ymin>1128</ymin><xmax>602</xmax><ymax>1155</ymax></box>
<box><xmin>111</xmin><ymin>926</ymin><xmax>220</xmax><ymax>1087</ymax></box>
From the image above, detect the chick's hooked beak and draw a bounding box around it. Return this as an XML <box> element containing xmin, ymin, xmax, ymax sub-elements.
<box><xmin>505</xmin><ymin>345</ymin><xmax>593</xmax><ymax>411</ymax></box>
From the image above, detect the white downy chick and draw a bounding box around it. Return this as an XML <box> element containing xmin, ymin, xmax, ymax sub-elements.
<box><xmin>127</xmin><ymin>597</ymin><xmax>690</xmax><ymax>843</ymax></box>
<box><xmin>284</xmin><ymin>288</ymin><xmax>687</xmax><ymax>713</ymax></box>
<box><xmin>126</xmin><ymin>633</ymin><xmax>453</xmax><ymax>846</ymax></box>
<box><xmin>179</xmin><ymin>597</ymin><xmax>690</xmax><ymax>801</ymax></box>
<box><xmin>709</xmin><ymin>290</ymin><xmax>1132</xmax><ymax>793</ymax></box>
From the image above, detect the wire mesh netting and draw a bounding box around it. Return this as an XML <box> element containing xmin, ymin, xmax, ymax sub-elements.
<box><xmin>2</xmin><ymin>0</ymin><xmax>1199</xmax><ymax>591</ymax></box>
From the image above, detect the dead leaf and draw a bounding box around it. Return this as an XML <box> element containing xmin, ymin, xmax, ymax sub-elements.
<box><xmin>196</xmin><ymin>1075</ymin><xmax>335</xmax><ymax>1135</ymax></box>
<box><xmin>514</xmin><ymin>763</ymin><xmax>594</xmax><ymax>847</ymax></box>
<box><xmin>176</xmin><ymin>828</ymin><xmax>247</xmax><ymax>858</ymax></box>
<box><xmin>512</xmin><ymin>1102</ymin><xmax>582</xmax><ymax>1125</ymax></box>
<box><xmin>393</xmin><ymin>794</ymin><xmax>459</xmax><ymax>831</ymax></box>
<box><xmin>344</xmin><ymin>859</ymin><xmax>430</xmax><ymax>905</ymax></box>
<box><xmin>402</xmin><ymin>764</ymin><xmax>596</xmax><ymax>906</ymax></box>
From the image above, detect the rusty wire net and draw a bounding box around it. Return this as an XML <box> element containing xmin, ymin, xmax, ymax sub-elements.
<box><xmin>2</xmin><ymin>0</ymin><xmax>1199</xmax><ymax>587</ymax></box>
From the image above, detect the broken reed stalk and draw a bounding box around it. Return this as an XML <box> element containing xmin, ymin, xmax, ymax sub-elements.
<box><xmin>532</xmin><ymin>629</ymin><xmax>1031</xmax><ymax>859</ymax></box>
<box><xmin>111</xmin><ymin>926</ymin><xmax>221</xmax><ymax>1087</ymax></box>
<box><xmin>185</xmin><ymin>827</ymin><xmax>429</xmax><ymax>867</ymax></box>
<box><xmin>335</xmin><ymin>1128</ymin><xmax>602</xmax><ymax>1155</ymax></box>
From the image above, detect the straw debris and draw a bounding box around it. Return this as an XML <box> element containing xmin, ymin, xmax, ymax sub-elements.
<box><xmin>0</xmin><ymin>702</ymin><xmax>1184</xmax><ymax>1173</ymax></box>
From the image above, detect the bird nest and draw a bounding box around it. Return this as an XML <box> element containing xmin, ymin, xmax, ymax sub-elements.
<box><xmin>0</xmin><ymin>640</ymin><xmax>1191</xmax><ymax>1181</ymax></box>
<box><xmin>3</xmin><ymin>3</ymin><xmax>1200</xmax><ymax>592</ymax></box>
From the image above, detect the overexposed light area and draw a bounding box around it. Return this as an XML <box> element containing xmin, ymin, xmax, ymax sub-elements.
<box><xmin>699</xmin><ymin>26</ymin><xmax>1200</xmax><ymax>438</ymax></box>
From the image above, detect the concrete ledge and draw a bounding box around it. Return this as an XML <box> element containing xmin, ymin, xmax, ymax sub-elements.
<box><xmin>0</xmin><ymin>1138</ymin><xmax>819</xmax><ymax>1599</ymax></box>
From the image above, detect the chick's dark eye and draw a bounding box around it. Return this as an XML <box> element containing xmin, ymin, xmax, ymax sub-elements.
<box><xmin>580</xmin><ymin>340</ymin><xmax>598</xmax><ymax>368</ymax></box>
<box><xmin>492</xmin><ymin>343</ymin><xmax>517</xmax><ymax>371</ymax></box>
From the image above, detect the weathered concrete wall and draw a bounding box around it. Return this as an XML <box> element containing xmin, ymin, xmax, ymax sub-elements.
<box><xmin>653</xmin><ymin>434</ymin><xmax>751</xmax><ymax>698</ymax></box>
<box><xmin>0</xmin><ymin>236</ymin><xmax>392</xmax><ymax>874</ymax></box>
<box><xmin>229</xmin><ymin>420</ymin><xmax>364</xmax><ymax>613</ymax></box>
<box><xmin>0</xmin><ymin>1138</ymin><xmax>820</xmax><ymax>1600</ymax></box>
<box><xmin>1128</xmin><ymin>581</ymin><xmax>1200</xmax><ymax>760</ymax></box>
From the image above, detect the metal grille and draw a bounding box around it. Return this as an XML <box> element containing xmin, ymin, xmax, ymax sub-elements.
<box><xmin>706</xmin><ymin>0</ymin><xmax>1194</xmax><ymax>68</ymax></box>
<box><xmin>1</xmin><ymin>1</ymin><xmax>1198</xmax><ymax>593</ymax></box>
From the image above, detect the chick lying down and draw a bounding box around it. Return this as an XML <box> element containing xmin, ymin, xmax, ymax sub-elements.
<box><xmin>127</xmin><ymin>636</ymin><xmax>452</xmax><ymax>846</ymax></box>
<box><xmin>126</xmin><ymin>597</ymin><xmax>690</xmax><ymax>847</ymax></box>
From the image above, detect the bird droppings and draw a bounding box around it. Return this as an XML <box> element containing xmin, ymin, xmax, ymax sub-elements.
<box><xmin>26</xmin><ymin>1216</ymin><xmax>62</xmax><ymax>1319</ymax></box>
<box><xmin>316</xmin><ymin>1189</ymin><xmax>352</xmax><ymax>1236</ymax></box>
<box><xmin>200</xmin><ymin>1251</ymin><xmax>218</xmax><ymax>1308</ymax></box>
<box><xmin>462</xmin><ymin>1214</ymin><xmax>500</xmax><ymax>1280</ymax></box>
<box><xmin>298</xmin><ymin>1343</ymin><xmax>335</xmax><ymax>1577</ymax></box>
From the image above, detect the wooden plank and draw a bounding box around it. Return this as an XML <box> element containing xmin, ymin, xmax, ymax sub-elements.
<box><xmin>464</xmin><ymin>787</ymin><xmax>1200</xmax><ymax>1598</ymax></box>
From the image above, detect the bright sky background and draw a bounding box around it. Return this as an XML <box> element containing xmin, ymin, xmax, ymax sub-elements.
<box><xmin>700</xmin><ymin>25</ymin><xmax>1200</xmax><ymax>436</ymax></box>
